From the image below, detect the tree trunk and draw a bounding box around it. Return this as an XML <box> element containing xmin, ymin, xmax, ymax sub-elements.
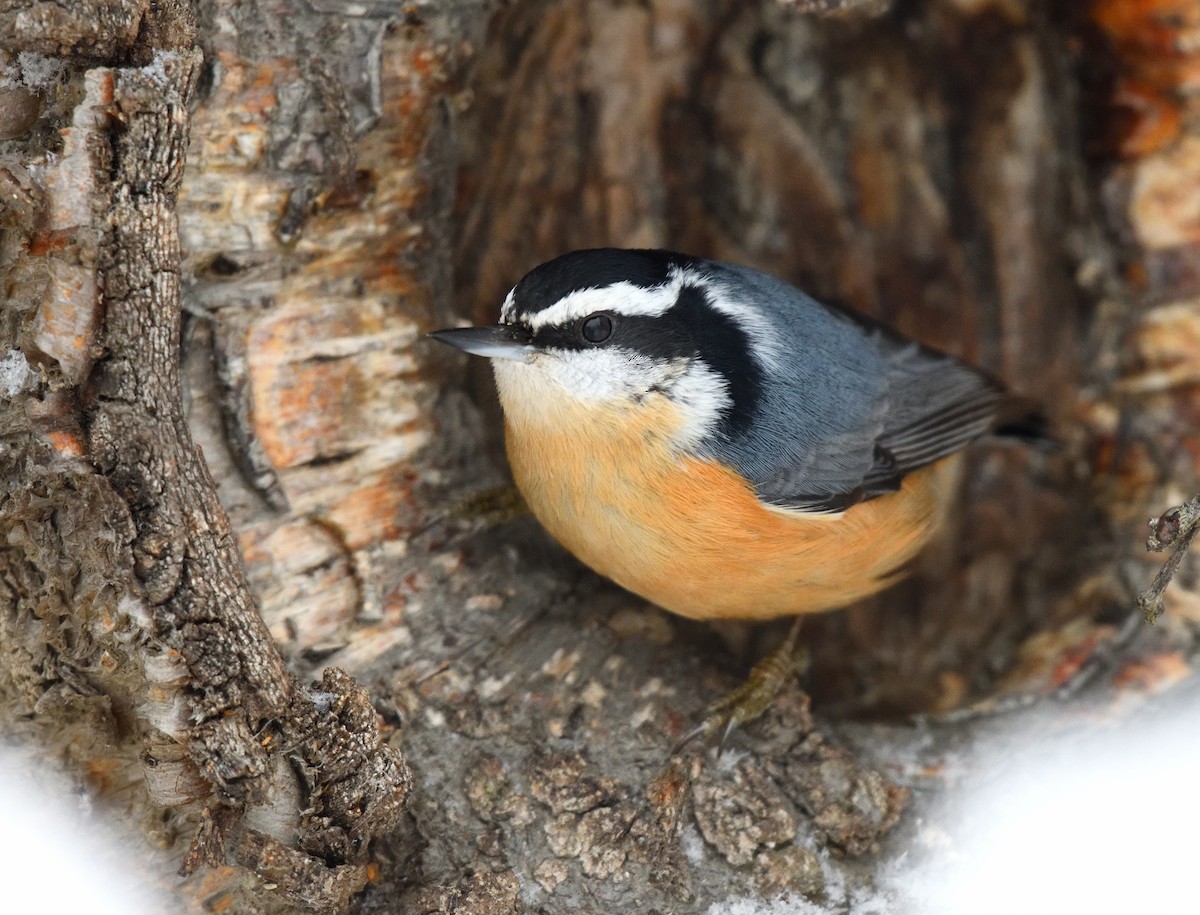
<box><xmin>1</xmin><ymin>0</ymin><xmax>1196</xmax><ymax>912</ymax></box>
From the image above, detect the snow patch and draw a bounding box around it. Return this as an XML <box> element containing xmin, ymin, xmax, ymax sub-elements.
<box><xmin>681</xmin><ymin>822</ymin><xmax>706</xmax><ymax>865</ymax></box>
<box><xmin>117</xmin><ymin>593</ymin><xmax>153</xmax><ymax>630</ymax></box>
<box><xmin>5</xmin><ymin>52</ymin><xmax>65</xmax><ymax>89</ymax></box>
<box><xmin>0</xmin><ymin>744</ymin><xmax>170</xmax><ymax>915</ymax></box>
<box><xmin>0</xmin><ymin>349</ymin><xmax>31</xmax><ymax>397</ymax></box>
<box><xmin>707</xmin><ymin>896</ymin><xmax>829</xmax><ymax>915</ymax></box>
<box><xmin>902</xmin><ymin>704</ymin><xmax>1200</xmax><ymax>915</ymax></box>
<box><xmin>17</xmin><ymin>53</ymin><xmax>64</xmax><ymax>88</ymax></box>
<box><xmin>703</xmin><ymin>701</ymin><xmax>1200</xmax><ymax>915</ymax></box>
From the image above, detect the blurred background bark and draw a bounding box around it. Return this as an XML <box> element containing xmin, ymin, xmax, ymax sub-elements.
<box><xmin>1</xmin><ymin>0</ymin><xmax>1198</xmax><ymax>912</ymax></box>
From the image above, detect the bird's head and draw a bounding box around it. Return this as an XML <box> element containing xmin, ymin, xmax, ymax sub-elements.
<box><xmin>430</xmin><ymin>249</ymin><xmax>767</xmax><ymax>450</ymax></box>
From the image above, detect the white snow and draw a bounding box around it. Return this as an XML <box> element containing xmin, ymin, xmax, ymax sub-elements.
<box><xmin>905</xmin><ymin>702</ymin><xmax>1200</xmax><ymax>915</ymax></box>
<box><xmin>0</xmin><ymin>744</ymin><xmax>170</xmax><ymax>914</ymax></box>
<box><xmin>0</xmin><ymin>349</ymin><xmax>30</xmax><ymax>397</ymax></box>
<box><xmin>706</xmin><ymin>697</ymin><xmax>1200</xmax><ymax>914</ymax></box>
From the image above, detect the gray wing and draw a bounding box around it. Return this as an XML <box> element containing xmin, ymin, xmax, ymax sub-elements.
<box><xmin>702</xmin><ymin>264</ymin><xmax>1009</xmax><ymax>512</ymax></box>
<box><xmin>755</xmin><ymin>337</ymin><xmax>1005</xmax><ymax>512</ymax></box>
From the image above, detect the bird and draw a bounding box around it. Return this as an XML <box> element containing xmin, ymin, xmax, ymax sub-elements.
<box><xmin>430</xmin><ymin>248</ymin><xmax>1036</xmax><ymax>740</ymax></box>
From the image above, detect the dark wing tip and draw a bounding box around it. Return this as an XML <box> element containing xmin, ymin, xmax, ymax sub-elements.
<box><xmin>989</xmin><ymin>395</ymin><xmax>1057</xmax><ymax>449</ymax></box>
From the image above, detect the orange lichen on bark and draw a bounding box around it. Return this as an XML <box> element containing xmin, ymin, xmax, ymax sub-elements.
<box><xmin>26</xmin><ymin>69</ymin><xmax>112</xmax><ymax>384</ymax></box>
<box><xmin>323</xmin><ymin>473</ymin><xmax>415</xmax><ymax>551</ymax></box>
<box><xmin>45</xmin><ymin>428</ymin><xmax>87</xmax><ymax>457</ymax></box>
<box><xmin>1089</xmin><ymin>0</ymin><xmax>1200</xmax><ymax>157</ymax></box>
<box><xmin>177</xmin><ymin>26</ymin><xmax>465</xmax><ymax>666</ymax></box>
<box><xmin>1111</xmin><ymin>650</ymin><xmax>1190</xmax><ymax>694</ymax></box>
<box><xmin>993</xmin><ymin>618</ymin><xmax>1118</xmax><ymax>697</ymax></box>
<box><xmin>187</xmin><ymin>52</ymin><xmax>294</xmax><ymax>167</ymax></box>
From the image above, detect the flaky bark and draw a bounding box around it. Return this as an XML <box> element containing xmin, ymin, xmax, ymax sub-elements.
<box><xmin>2</xmin><ymin>0</ymin><xmax>1198</xmax><ymax>913</ymax></box>
<box><xmin>2</xmin><ymin>2</ymin><xmax>410</xmax><ymax>911</ymax></box>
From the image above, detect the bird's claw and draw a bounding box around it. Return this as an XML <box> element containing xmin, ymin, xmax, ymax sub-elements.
<box><xmin>673</xmin><ymin>622</ymin><xmax>809</xmax><ymax>756</ymax></box>
<box><xmin>447</xmin><ymin>483</ymin><xmax>529</xmax><ymax>527</ymax></box>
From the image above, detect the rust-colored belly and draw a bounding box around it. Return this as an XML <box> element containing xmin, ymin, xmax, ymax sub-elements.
<box><xmin>504</xmin><ymin>400</ymin><xmax>958</xmax><ymax>621</ymax></box>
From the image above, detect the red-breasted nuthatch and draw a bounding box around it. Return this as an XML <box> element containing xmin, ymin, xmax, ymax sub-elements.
<box><xmin>432</xmin><ymin>248</ymin><xmax>1033</xmax><ymax>626</ymax></box>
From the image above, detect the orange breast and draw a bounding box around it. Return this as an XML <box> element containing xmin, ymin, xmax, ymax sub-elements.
<box><xmin>504</xmin><ymin>396</ymin><xmax>959</xmax><ymax>621</ymax></box>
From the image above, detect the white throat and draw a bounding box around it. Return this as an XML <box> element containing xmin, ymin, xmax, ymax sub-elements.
<box><xmin>492</xmin><ymin>351</ymin><xmax>729</xmax><ymax>452</ymax></box>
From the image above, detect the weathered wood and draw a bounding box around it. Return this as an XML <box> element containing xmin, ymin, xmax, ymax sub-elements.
<box><xmin>1</xmin><ymin>3</ymin><xmax>412</xmax><ymax>911</ymax></box>
<box><xmin>2</xmin><ymin>0</ymin><xmax>1200</xmax><ymax>913</ymax></box>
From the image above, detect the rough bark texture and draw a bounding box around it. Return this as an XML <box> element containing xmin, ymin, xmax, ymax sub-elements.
<box><xmin>2</xmin><ymin>0</ymin><xmax>1199</xmax><ymax>913</ymax></box>
<box><xmin>2</xmin><ymin>2</ymin><xmax>412</xmax><ymax>912</ymax></box>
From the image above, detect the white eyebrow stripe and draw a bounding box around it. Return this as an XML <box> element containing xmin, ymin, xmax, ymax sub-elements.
<box><xmin>500</xmin><ymin>289</ymin><xmax>517</xmax><ymax>322</ymax></box>
<box><xmin>521</xmin><ymin>273</ymin><xmax>685</xmax><ymax>329</ymax></box>
<box><xmin>703</xmin><ymin>292</ymin><xmax>783</xmax><ymax>372</ymax></box>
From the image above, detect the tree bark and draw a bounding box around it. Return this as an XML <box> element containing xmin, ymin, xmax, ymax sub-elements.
<box><xmin>1</xmin><ymin>0</ymin><xmax>1198</xmax><ymax>913</ymax></box>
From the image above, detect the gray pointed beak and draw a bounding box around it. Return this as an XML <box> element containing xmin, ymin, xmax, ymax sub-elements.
<box><xmin>428</xmin><ymin>325</ymin><xmax>534</xmax><ymax>362</ymax></box>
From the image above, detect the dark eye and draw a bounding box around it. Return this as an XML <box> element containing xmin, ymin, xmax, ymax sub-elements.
<box><xmin>581</xmin><ymin>313</ymin><xmax>613</xmax><ymax>344</ymax></box>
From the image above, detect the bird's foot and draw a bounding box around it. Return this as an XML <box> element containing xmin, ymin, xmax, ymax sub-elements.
<box><xmin>674</xmin><ymin>618</ymin><xmax>809</xmax><ymax>756</ymax></box>
<box><xmin>447</xmin><ymin>483</ymin><xmax>529</xmax><ymax>528</ymax></box>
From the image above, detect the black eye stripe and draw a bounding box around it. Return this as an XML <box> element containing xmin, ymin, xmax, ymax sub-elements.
<box><xmin>524</xmin><ymin>285</ymin><xmax>761</xmax><ymax>440</ymax></box>
<box><xmin>670</xmin><ymin>286</ymin><xmax>762</xmax><ymax>438</ymax></box>
<box><xmin>530</xmin><ymin>313</ymin><xmax>680</xmax><ymax>354</ymax></box>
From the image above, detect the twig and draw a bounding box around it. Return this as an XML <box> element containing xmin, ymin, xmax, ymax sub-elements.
<box><xmin>1138</xmin><ymin>494</ymin><xmax>1200</xmax><ymax>623</ymax></box>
